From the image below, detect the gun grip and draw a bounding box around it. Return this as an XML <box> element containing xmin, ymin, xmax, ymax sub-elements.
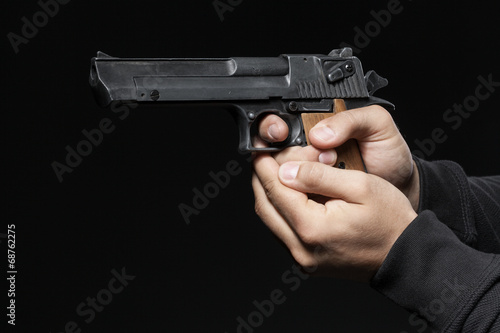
<box><xmin>301</xmin><ymin>99</ymin><xmax>367</xmax><ymax>172</ymax></box>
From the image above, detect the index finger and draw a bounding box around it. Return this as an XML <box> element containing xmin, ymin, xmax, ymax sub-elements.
<box><xmin>258</xmin><ymin>114</ymin><xmax>289</xmax><ymax>143</ymax></box>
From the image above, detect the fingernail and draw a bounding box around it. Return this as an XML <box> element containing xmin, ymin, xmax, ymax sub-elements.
<box><xmin>268</xmin><ymin>124</ymin><xmax>280</xmax><ymax>140</ymax></box>
<box><xmin>280</xmin><ymin>163</ymin><xmax>299</xmax><ymax>181</ymax></box>
<box><xmin>311</xmin><ymin>126</ymin><xmax>335</xmax><ymax>142</ymax></box>
<box><xmin>319</xmin><ymin>151</ymin><xmax>335</xmax><ymax>164</ymax></box>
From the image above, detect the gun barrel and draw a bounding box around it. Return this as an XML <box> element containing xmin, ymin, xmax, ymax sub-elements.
<box><xmin>88</xmin><ymin>48</ymin><xmax>394</xmax><ymax>152</ymax></box>
<box><xmin>90</xmin><ymin>52</ymin><xmax>370</xmax><ymax>107</ymax></box>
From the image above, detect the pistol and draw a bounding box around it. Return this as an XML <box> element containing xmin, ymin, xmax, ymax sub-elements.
<box><xmin>89</xmin><ymin>47</ymin><xmax>393</xmax><ymax>171</ymax></box>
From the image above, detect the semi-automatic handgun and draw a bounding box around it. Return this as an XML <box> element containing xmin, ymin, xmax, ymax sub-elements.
<box><xmin>89</xmin><ymin>47</ymin><xmax>393</xmax><ymax>171</ymax></box>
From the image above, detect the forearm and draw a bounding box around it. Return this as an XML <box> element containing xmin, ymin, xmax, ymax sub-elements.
<box><xmin>371</xmin><ymin>210</ymin><xmax>500</xmax><ymax>332</ymax></box>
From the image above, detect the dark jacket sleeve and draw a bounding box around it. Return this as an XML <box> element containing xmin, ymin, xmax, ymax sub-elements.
<box><xmin>371</xmin><ymin>158</ymin><xmax>500</xmax><ymax>332</ymax></box>
<box><xmin>415</xmin><ymin>158</ymin><xmax>500</xmax><ymax>253</ymax></box>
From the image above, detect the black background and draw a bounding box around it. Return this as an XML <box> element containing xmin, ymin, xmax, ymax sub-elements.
<box><xmin>2</xmin><ymin>0</ymin><xmax>500</xmax><ymax>332</ymax></box>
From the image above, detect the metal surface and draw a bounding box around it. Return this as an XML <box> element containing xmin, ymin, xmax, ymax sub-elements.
<box><xmin>89</xmin><ymin>48</ymin><xmax>394</xmax><ymax>152</ymax></box>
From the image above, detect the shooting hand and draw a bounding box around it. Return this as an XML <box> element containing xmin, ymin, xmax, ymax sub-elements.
<box><xmin>257</xmin><ymin>106</ymin><xmax>419</xmax><ymax>210</ymax></box>
<box><xmin>254</xmin><ymin>114</ymin><xmax>338</xmax><ymax>167</ymax></box>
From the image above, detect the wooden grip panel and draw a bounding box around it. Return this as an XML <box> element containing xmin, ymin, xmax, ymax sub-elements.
<box><xmin>301</xmin><ymin>99</ymin><xmax>366</xmax><ymax>172</ymax></box>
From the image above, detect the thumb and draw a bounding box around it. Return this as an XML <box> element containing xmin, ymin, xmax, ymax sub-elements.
<box><xmin>308</xmin><ymin>105</ymin><xmax>396</xmax><ymax>149</ymax></box>
<box><xmin>278</xmin><ymin>161</ymin><xmax>368</xmax><ymax>202</ymax></box>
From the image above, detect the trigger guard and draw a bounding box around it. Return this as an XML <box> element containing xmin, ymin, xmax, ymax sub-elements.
<box><xmin>249</xmin><ymin>112</ymin><xmax>306</xmax><ymax>151</ymax></box>
<box><xmin>235</xmin><ymin>106</ymin><xmax>306</xmax><ymax>153</ymax></box>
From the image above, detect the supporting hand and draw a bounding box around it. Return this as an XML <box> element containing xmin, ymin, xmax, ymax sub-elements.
<box><xmin>252</xmin><ymin>154</ymin><xmax>417</xmax><ymax>282</ymax></box>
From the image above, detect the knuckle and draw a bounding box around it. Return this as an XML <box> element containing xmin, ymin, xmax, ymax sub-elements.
<box><xmin>359</xmin><ymin>173</ymin><xmax>379</xmax><ymax>197</ymax></box>
<box><xmin>370</xmin><ymin>105</ymin><xmax>394</xmax><ymax>126</ymax></box>
<box><xmin>261</xmin><ymin>177</ymin><xmax>279</xmax><ymax>198</ymax></box>
<box><xmin>253</xmin><ymin>197</ymin><xmax>266</xmax><ymax>218</ymax></box>
<box><xmin>369</xmin><ymin>104</ymin><xmax>389</xmax><ymax>115</ymax></box>
<box><xmin>337</xmin><ymin>110</ymin><xmax>357</xmax><ymax>128</ymax></box>
<box><xmin>348</xmin><ymin>172</ymin><xmax>373</xmax><ymax>198</ymax></box>
<box><xmin>296</xmin><ymin>225</ymin><xmax>322</xmax><ymax>247</ymax></box>
<box><xmin>291</xmin><ymin>248</ymin><xmax>316</xmax><ymax>269</ymax></box>
<box><xmin>300</xmin><ymin>162</ymin><xmax>327</xmax><ymax>191</ymax></box>
<box><xmin>273</xmin><ymin>146</ymin><xmax>302</xmax><ymax>164</ymax></box>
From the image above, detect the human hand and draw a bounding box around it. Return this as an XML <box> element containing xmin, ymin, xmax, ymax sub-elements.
<box><xmin>254</xmin><ymin>113</ymin><xmax>338</xmax><ymax>167</ymax></box>
<box><xmin>252</xmin><ymin>154</ymin><xmax>418</xmax><ymax>282</ymax></box>
<box><xmin>256</xmin><ymin>106</ymin><xmax>419</xmax><ymax>210</ymax></box>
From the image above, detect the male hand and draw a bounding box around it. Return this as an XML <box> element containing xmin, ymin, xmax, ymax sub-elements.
<box><xmin>252</xmin><ymin>153</ymin><xmax>417</xmax><ymax>282</ymax></box>
<box><xmin>251</xmin><ymin>105</ymin><xmax>420</xmax><ymax>281</ymax></box>
<box><xmin>256</xmin><ymin>105</ymin><xmax>419</xmax><ymax>210</ymax></box>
